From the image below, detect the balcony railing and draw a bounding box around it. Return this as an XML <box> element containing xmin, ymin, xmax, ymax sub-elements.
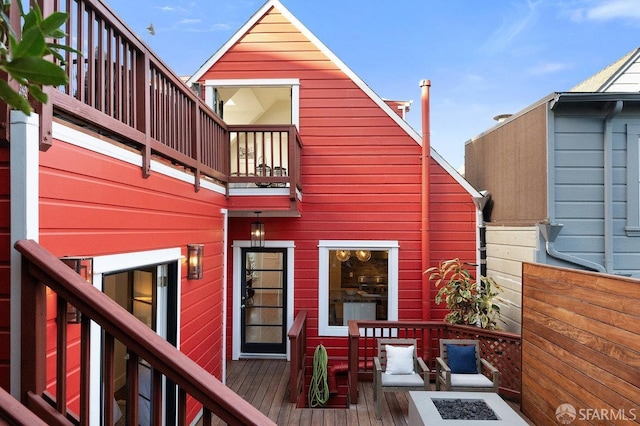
<box><xmin>2</xmin><ymin>0</ymin><xmax>302</xmax><ymax>198</ymax></box>
<box><xmin>15</xmin><ymin>239</ymin><xmax>276</xmax><ymax>426</ymax></box>
<box><xmin>347</xmin><ymin>320</ymin><xmax>522</xmax><ymax>403</ymax></box>
<box><xmin>228</xmin><ymin>124</ymin><xmax>303</xmax><ymax>199</ymax></box>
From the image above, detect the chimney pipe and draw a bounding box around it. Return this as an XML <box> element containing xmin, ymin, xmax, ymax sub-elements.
<box><xmin>420</xmin><ymin>79</ymin><xmax>431</xmax><ymax>321</ymax></box>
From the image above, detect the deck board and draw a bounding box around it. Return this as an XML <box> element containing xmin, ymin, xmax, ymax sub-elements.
<box><xmin>200</xmin><ymin>359</ymin><xmax>534</xmax><ymax>425</ymax></box>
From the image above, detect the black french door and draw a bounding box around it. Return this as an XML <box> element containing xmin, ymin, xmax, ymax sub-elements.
<box><xmin>240</xmin><ymin>248</ymin><xmax>287</xmax><ymax>354</ymax></box>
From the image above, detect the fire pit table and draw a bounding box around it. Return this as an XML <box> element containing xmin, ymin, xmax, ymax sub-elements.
<box><xmin>408</xmin><ymin>391</ymin><xmax>528</xmax><ymax>425</ymax></box>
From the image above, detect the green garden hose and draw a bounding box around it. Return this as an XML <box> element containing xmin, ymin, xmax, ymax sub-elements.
<box><xmin>308</xmin><ymin>344</ymin><xmax>329</xmax><ymax>407</ymax></box>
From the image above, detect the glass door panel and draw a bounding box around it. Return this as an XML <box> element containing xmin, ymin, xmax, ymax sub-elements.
<box><xmin>241</xmin><ymin>249</ymin><xmax>287</xmax><ymax>354</ymax></box>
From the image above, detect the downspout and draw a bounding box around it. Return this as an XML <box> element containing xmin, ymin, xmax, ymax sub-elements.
<box><xmin>420</xmin><ymin>80</ymin><xmax>431</xmax><ymax>321</ymax></box>
<box><xmin>537</xmin><ymin>223</ymin><xmax>606</xmax><ymax>273</ymax></box>
<box><xmin>603</xmin><ymin>101</ymin><xmax>623</xmax><ymax>272</ymax></box>
<box><xmin>472</xmin><ymin>191</ymin><xmax>490</xmax><ymax>278</ymax></box>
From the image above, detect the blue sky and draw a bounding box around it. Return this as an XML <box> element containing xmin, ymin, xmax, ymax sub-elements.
<box><xmin>105</xmin><ymin>0</ymin><xmax>640</xmax><ymax>169</ymax></box>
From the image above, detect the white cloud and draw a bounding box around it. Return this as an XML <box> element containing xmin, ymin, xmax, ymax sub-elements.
<box><xmin>481</xmin><ymin>0</ymin><xmax>543</xmax><ymax>53</ymax></box>
<box><xmin>158</xmin><ymin>5</ymin><xmax>189</xmax><ymax>14</ymax></box>
<box><xmin>588</xmin><ymin>0</ymin><xmax>640</xmax><ymax>20</ymax></box>
<box><xmin>527</xmin><ymin>61</ymin><xmax>570</xmax><ymax>75</ymax></box>
<box><xmin>566</xmin><ymin>0</ymin><xmax>640</xmax><ymax>22</ymax></box>
<box><xmin>178</xmin><ymin>19</ymin><xmax>201</xmax><ymax>25</ymax></box>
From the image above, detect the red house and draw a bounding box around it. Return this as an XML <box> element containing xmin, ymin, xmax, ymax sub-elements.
<box><xmin>0</xmin><ymin>0</ymin><xmax>480</xmax><ymax>423</ymax></box>
<box><xmin>185</xmin><ymin>0</ymin><xmax>480</xmax><ymax>360</ymax></box>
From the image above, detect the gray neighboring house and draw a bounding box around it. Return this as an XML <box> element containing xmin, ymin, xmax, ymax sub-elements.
<box><xmin>465</xmin><ymin>48</ymin><xmax>640</xmax><ymax>333</ymax></box>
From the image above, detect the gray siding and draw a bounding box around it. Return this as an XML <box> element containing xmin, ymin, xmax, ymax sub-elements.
<box><xmin>551</xmin><ymin>107</ymin><xmax>640</xmax><ymax>277</ymax></box>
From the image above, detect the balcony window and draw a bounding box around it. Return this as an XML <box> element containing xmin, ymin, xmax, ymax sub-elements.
<box><xmin>205</xmin><ymin>79</ymin><xmax>300</xmax><ymax>187</ymax></box>
<box><xmin>318</xmin><ymin>241</ymin><xmax>399</xmax><ymax>336</ymax></box>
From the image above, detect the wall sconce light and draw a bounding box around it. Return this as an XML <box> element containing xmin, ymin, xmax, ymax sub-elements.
<box><xmin>187</xmin><ymin>244</ymin><xmax>204</xmax><ymax>280</ymax></box>
<box><xmin>251</xmin><ymin>211</ymin><xmax>265</xmax><ymax>247</ymax></box>
<box><xmin>61</xmin><ymin>257</ymin><xmax>93</xmax><ymax>324</ymax></box>
<box><xmin>355</xmin><ymin>250</ymin><xmax>371</xmax><ymax>262</ymax></box>
<box><xmin>336</xmin><ymin>250</ymin><xmax>351</xmax><ymax>262</ymax></box>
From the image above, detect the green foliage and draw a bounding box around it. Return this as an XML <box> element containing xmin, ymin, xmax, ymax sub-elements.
<box><xmin>425</xmin><ymin>258</ymin><xmax>503</xmax><ymax>330</ymax></box>
<box><xmin>0</xmin><ymin>1</ymin><xmax>76</xmax><ymax>114</ymax></box>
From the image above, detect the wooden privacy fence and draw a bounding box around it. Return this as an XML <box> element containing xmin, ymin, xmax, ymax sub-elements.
<box><xmin>521</xmin><ymin>262</ymin><xmax>640</xmax><ymax>425</ymax></box>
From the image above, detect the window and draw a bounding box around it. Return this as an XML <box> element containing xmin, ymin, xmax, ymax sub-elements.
<box><xmin>205</xmin><ymin>79</ymin><xmax>300</xmax><ymax>188</ymax></box>
<box><xmin>318</xmin><ymin>241</ymin><xmax>399</xmax><ymax>336</ymax></box>
<box><xmin>626</xmin><ymin>126</ymin><xmax>640</xmax><ymax>236</ymax></box>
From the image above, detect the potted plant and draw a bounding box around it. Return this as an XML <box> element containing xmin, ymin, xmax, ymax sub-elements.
<box><xmin>425</xmin><ymin>258</ymin><xmax>503</xmax><ymax>329</ymax></box>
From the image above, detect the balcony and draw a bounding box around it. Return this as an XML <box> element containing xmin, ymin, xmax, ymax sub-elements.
<box><xmin>0</xmin><ymin>0</ymin><xmax>302</xmax><ymax>217</ymax></box>
<box><xmin>227</xmin><ymin>124</ymin><xmax>303</xmax><ymax>217</ymax></box>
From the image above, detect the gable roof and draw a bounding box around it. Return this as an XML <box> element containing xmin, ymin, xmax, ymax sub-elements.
<box><xmin>570</xmin><ymin>47</ymin><xmax>640</xmax><ymax>92</ymax></box>
<box><xmin>186</xmin><ymin>0</ymin><xmax>480</xmax><ymax>197</ymax></box>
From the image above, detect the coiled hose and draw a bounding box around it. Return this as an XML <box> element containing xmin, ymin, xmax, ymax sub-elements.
<box><xmin>308</xmin><ymin>344</ymin><xmax>329</xmax><ymax>407</ymax></box>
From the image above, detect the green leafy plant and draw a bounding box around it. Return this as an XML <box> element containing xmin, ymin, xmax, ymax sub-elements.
<box><xmin>0</xmin><ymin>1</ymin><xmax>75</xmax><ymax>114</ymax></box>
<box><xmin>425</xmin><ymin>258</ymin><xmax>503</xmax><ymax>329</ymax></box>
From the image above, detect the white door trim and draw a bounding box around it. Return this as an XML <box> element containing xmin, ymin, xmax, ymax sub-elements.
<box><xmin>89</xmin><ymin>247</ymin><xmax>182</xmax><ymax>425</ymax></box>
<box><xmin>231</xmin><ymin>241</ymin><xmax>294</xmax><ymax>361</ymax></box>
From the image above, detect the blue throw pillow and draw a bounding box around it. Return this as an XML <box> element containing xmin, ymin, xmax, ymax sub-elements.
<box><xmin>446</xmin><ymin>344</ymin><xmax>477</xmax><ymax>374</ymax></box>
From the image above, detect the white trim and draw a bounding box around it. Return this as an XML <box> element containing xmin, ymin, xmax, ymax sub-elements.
<box><xmin>228</xmin><ymin>187</ymin><xmax>291</xmax><ymax>197</ymax></box>
<box><xmin>89</xmin><ymin>247</ymin><xmax>183</xmax><ymax>425</ymax></box>
<box><xmin>205</xmin><ymin>78</ymin><xmax>300</xmax><ymax>86</ymax></box>
<box><xmin>9</xmin><ymin>111</ymin><xmax>40</xmax><ymax>397</ymax></box>
<box><xmin>52</xmin><ymin>121</ymin><xmax>226</xmax><ymax>196</ymax></box>
<box><xmin>221</xmin><ymin>209</ymin><xmax>229</xmax><ymax>383</ymax></box>
<box><xmin>317</xmin><ymin>240</ymin><xmax>399</xmax><ymax>337</ymax></box>
<box><xmin>231</xmin><ymin>240</ymin><xmax>295</xmax><ymax>360</ymax></box>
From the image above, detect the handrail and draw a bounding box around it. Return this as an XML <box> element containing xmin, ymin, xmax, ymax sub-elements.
<box><xmin>228</xmin><ymin>124</ymin><xmax>303</xmax><ymax>198</ymax></box>
<box><xmin>32</xmin><ymin>0</ymin><xmax>229</xmax><ymax>188</ymax></box>
<box><xmin>16</xmin><ymin>239</ymin><xmax>276</xmax><ymax>426</ymax></box>
<box><xmin>348</xmin><ymin>320</ymin><xmax>522</xmax><ymax>403</ymax></box>
<box><xmin>0</xmin><ymin>385</ymin><xmax>48</xmax><ymax>425</ymax></box>
<box><xmin>287</xmin><ymin>310</ymin><xmax>307</xmax><ymax>407</ymax></box>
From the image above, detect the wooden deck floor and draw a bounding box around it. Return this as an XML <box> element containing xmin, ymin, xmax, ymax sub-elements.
<box><xmin>202</xmin><ymin>359</ymin><xmax>535</xmax><ymax>425</ymax></box>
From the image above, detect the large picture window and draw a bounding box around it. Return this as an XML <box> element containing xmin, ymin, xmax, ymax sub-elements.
<box><xmin>318</xmin><ymin>241</ymin><xmax>399</xmax><ymax>336</ymax></box>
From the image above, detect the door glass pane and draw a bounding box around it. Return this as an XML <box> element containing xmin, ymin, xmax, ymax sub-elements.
<box><xmin>242</xmin><ymin>249</ymin><xmax>287</xmax><ymax>353</ymax></box>
<box><xmin>329</xmin><ymin>249</ymin><xmax>389</xmax><ymax>326</ymax></box>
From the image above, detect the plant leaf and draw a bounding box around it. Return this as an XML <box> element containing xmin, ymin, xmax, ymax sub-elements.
<box><xmin>12</xmin><ymin>26</ymin><xmax>46</xmax><ymax>58</ymax></box>
<box><xmin>0</xmin><ymin>78</ymin><xmax>31</xmax><ymax>114</ymax></box>
<box><xmin>27</xmin><ymin>83</ymin><xmax>48</xmax><ymax>104</ymax></box>
<box><xmin>5</xmin><ymin>56</ymin><xmax>67</xmax><ymax>85</ymax></box>
<box><xmin>39</xmin><ymin>12</ymin><xmax>68</xmax><ymax>36</ymax></box>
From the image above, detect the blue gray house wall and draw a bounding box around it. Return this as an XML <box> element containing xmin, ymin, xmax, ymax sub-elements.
<box><xmin>547</xmin><ymin>97</ymin><xmax>640</xmax><ymax>277</ymax></box>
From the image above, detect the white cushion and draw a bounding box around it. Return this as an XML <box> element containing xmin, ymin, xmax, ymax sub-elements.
<box><xmin>385</xmin><ymin>344</ymin><xmax>414</xmax><ymax>375</ymax></box>
<box><xmin>450</xmin><ymin>373</ymin><xmax>494</xmax><ymax>388</ymax></box>
<box><xmin>382</xmin><ymin>372</ymin><xmax>424</xmax><ymax>387</ymax></box>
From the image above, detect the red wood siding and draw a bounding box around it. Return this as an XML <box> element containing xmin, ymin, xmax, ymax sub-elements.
<box><xmin>205</xmin><ymin>7</ymin><xmax>476</xmax><ymax>360</ymax></box>
<box><xmin>37</xmin><ymin>134</ymin><xmax>227</xmax><ymax>421</ymax></box>
<box><xmin>429</xmin><ymin>158</ymin><xmax>477</xmax><ymax>320</ymax></box>
<box><xmin>0</xmin><ymin>143</ymin><xmax>9</xmax><ymax>390</ymax></box>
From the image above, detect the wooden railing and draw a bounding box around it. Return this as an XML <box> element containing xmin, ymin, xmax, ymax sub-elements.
<box><xmin>1</xmin><ymin>0</ymin><xmax>303</xmax><ymax>196</ymax></box>
<box><xmin>0</xmin><ymin>386</ymin><xmax>48</xmax><ymax>425</ymax></box>
<box><xmin>347</xmin><ymin>320</ymin><xmax>522</xmax><ymax>403</ymax></box>
<box><xmin>39</xmin><ymin>0</ymin><xmax>229</xmax><ymax>188</ymax></box>
<box><xmin>228</xmin><ymin>124</ymin><xmax>303</xmax><ymax>200</ymax></box>
<box><xmin>15</xmin><ymin>239</ymin><xmax>276</xmax><ymax>426</ymax></box>
<box><xmin>287</xmin><ymin>310</ymin><xmax>308</xmax><ymax>408</ymax></box>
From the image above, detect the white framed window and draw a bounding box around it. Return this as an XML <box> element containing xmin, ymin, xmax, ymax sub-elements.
<box><xmin>626</xmin><ymin>126</ymin><xmax>640</xmax><ymax>236</ymax></box>
<box><xmin>204</xmin><ymin>78</ymin><xmax>300</xmax><ymax>128</ymax></box>
<box><xmin>318</xmin><ymin>240</ymin><xmax>399</xmax><ymax>337</ymax></box>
